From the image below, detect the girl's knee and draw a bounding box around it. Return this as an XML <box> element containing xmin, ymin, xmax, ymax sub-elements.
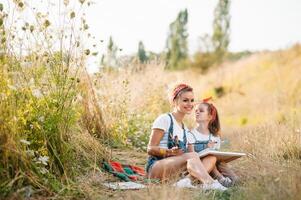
<box><xmin>184</xmin><ymin>152</ymin><xmax>199</xmax><ymax>159</ymax></box>
<box><xmin>204</xmin><ymin>155</ymin><xmax>217</xmax><ymax>162</ymax></box>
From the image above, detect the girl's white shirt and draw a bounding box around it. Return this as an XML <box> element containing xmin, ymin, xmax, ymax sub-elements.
<box><xmin>187</xmin><ymin>128</ymin><xmax>221</xmax><ymax>150</ymax></box>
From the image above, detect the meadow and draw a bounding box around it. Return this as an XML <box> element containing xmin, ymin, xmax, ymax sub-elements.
<box><xmin>88</xmin><ymin>45</ymin><xmax>301</xmax><ymax>200</ymax></box>
<box><xmin>1</xmin><ymin>1</ymin><xmax>301</xmax><ymax>199</ymax></box>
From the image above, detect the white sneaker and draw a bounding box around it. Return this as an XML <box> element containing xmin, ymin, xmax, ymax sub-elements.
<box><xmin>173</xmin><ymin>177</ymin><xmax>197</xmax><ymax>189</ymax></box>
<box><xmin>201</xmin><ymin>180</ymin><xmax>228</xmax><ymax>191</ymax></box>
<box><xmin>218</xmin><ymin>176</ymin><xmax>233</xmax><ymax>187</ymax></box>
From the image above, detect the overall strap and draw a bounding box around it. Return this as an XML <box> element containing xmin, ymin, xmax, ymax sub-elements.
<box><xmin>167</xmin><ymin>113</ymin><xmax>174</xmax><ymax>149</ymax></box>
<box><xmin>189</xmin><ymin>130</ymin><xmax>198</xmax><ymax>141</ymax></box>
<box><xmin>182</xmin><ymin>124</ymin><xmax>187</xmax><ymax>152</ymax></box>
<box><xmin>209</xmin><ymin>133</ymin><xmax>212</xmax><ymax>141</ymax></box>
<box><xmin>167</xmin><ymin>113</ymin><xmax>187</xmax><ymax>152</ymax></box>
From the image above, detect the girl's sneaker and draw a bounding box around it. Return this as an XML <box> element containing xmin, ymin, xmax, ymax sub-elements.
<box><xmin>201</xmin><ymin>180</ymin><xmax>228</xmax><ymax>191</ymax></box>
<box><xmin>218</xmin><ymin>176</ymin><xmax>233</xmax><ymax>187</ymax></box>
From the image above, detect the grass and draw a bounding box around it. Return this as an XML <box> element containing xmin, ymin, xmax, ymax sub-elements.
<box><xmin>87</xmin><ymin>45</ymin><xmax>301</xmax><ymax>200</ymax></box>
<box><xmin>1</xmin><ymin>1</ymin><xmax>301</xmax><ymax>199</ymax></box>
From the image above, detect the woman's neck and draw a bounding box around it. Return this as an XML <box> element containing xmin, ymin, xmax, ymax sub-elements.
<box><xmin>196</xmin><ymin>122</ymin><xmax>210</xmax><ymax>135</ymax></box>
<box><xmin>171</xmin><ymin>111</ymin><xmax>185</xmax><ymax>125</ymax></box>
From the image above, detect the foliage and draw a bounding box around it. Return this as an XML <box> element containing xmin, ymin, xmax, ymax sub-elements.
<box><xmin>101</xmin><ymin>36</ymin><xmax>119</xmax><ymax>69</ymax></box>
<box><xmin>0</xmin><ymin>1</ymin><xmax>108</xmax><ymax>198</ymax></box>
<box><xmin>192</xmin><ymin>51</ymin><xmax>216</xmax><ymax>73</ymax></box>
<box><xmin>212</xmin><ymin>0</ymin><xmax>231</xmax><ymax>63</ymax></box>
<box><xmin>137</xmin><ymin>41</ymin><xmax>148</xmax><ymax>64</ymax></box>
<box><xmin>192</xmin><ymin>0</ymin><xmax>231</xmax><ymax>72</ymax></box>
<box><xmin>165</xmin><ymin>9</ymin><xmax>189</xmax><ymax>69</ymax></box>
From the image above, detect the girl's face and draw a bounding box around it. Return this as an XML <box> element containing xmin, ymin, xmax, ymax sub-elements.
<box><xmin>174</xmin><ymin>91</ymin><xmax>194</xmax><ymax>114</ymax></box>
<box><xmin>195</xmin><ymin>103</ymin><xmax>211</xmax><ymax>123</ymax></box>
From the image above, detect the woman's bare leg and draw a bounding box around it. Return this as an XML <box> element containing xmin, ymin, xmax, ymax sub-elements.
<box><xmin>149</xmin><ymin>152</ymin><xmax>214</xmax><ymax>183</ymax></box>
<box><xmin>186</xmin><ymin>157</ymin><xmax>214</xmax><ymax>184</ymax></box>
<box><xmin>201</xmin><ymin>155</ymin><xmax>217</xmax><ymax>173</ymax></box>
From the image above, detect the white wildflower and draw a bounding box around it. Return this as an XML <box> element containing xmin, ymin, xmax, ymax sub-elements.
<box><xmin>20</xmin><ymin>139</ymin><xmax>31</xmax><ymax>145</ymax></box>
<box><xmin>8</xmin><ymin>85</ymin><xmax>17</xmax><ymax>91</ymax></box>
<box><xmin>39</xmin><ymin>167</ymin><xmax>49</xmax><ymax>174</ymax></box>
<box><xmin>32</xmin><ymin>89</ymin><xmax>43</xmax><ymax>98</ymax></box>
<box><xmin>38</xmin><ymin>116</ymin><xmax>45</xmax><ymax>122</ymax></box>
<box><xmin>29</xmin><ymin>78</ymin><xmax>35</xmax><ymax>86</ymax></box>
<box><xmin>26</xmin><ymin>150</ymin><xmax>35</xmax><ymax>157</ymax></box>
<box><xmin>38</xmin><ymin>156</ymin><xmax>49</xmax><ymax>166</ymax></box>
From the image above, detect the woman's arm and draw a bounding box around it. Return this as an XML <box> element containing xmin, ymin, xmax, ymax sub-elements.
<box><xmin>147</xmin><ymin>128</ymin><xmax>182</xmax><ymax>157</ymax></box>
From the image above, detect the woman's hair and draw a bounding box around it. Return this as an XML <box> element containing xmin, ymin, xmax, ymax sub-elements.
<box><xmin>171</xmin><ymin>83</ymin><xmax>193</xmax><ymax>102</ymax></box>
<box><xmin>202</xmin><ymin>102</ymin><xmax>221</xmax><ymax>136</ymax></box>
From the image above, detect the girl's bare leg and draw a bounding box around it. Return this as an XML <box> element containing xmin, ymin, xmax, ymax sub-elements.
<box><xmin>149</xmin><ymin>152</ymin><xmax>214</xmax><ymax>183</ymax></box>
<box><xmin>201</xmin><ymin>155</ymin><xmax>217</xmax><ymax>173</ymax></box>
<box><xmin>217</xmin><ymin>162</ymin><xmax>239</xmax><ymax>183</ymax></box>
<box><xmin>211</xmin><ymin>165</ymin><xmax>224</xmax><ymax>179</ymax></box>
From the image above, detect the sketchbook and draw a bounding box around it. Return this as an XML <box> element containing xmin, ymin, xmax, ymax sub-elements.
<box><xmin>198</xmin><ymin>149</ymin><xmax>246</xmax><ymax>163</ymax></box>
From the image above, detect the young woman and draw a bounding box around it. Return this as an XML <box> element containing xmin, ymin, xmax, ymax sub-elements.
<box><xmin>146</xmin><ymin>84</ymin><xmax>227</xmax><ymax>190</ymax></box>
<box><xmin>187</xmin><ymin>99</ymin><xmax>239</xmax><ymax>187</ymax></box>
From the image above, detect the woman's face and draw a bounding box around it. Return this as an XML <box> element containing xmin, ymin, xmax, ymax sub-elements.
<box><xmin>195</xmin><ymin>103</ymin><xmax>211</xmax><ymax>123</ymax></box>
<box><xmin>174</xmin><ymin>91</ymin><xmax>194</xmax><ymax>114</ymax></box>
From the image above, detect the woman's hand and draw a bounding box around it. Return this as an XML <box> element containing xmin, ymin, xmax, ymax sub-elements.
<box><xmin>167</xmin><ymin>147</ymin><xmax>184</xmax><ymax>157</ymax></box>
<box><xmin>187</xmin><ymin>143</ymin><xmax>194</xmax><ymax>152</ymax></box>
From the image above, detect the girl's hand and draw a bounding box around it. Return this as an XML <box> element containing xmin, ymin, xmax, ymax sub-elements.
<box><xmin>207</xmin><ymin>141</ymin><xmax>217</xmax><ymax>148</ymax></box>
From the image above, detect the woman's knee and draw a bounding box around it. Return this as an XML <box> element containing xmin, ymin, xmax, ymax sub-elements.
<box><xmin>186</xmin><ymin>157</ymin><xmax>198</xmax><ymax>170</ymax></box>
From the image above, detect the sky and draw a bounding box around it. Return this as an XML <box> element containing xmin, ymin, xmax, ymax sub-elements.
<box><xmin>85</xmin><ymin>0</ymin><xmax>301</xmax><ymax>56</ymax></box>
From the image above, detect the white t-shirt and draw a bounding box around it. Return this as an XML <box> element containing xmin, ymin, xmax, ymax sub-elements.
<box><xmin>187</xmin><ymin>128</ymin><xmax>221</xmax><ymax>150</ymax></box>
<box><xmin>152</xmin><ymin>113</ymin><xmax>189</xmax><ymax>149</ymax></box>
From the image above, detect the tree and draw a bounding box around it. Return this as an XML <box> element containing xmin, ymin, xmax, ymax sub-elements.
<box><xmin>137</xmin><ymin>41</ymin><xmax>148</xmax><ymax>64</ymax></box>
<box><xmin>165</xmin><ymin>9</ymin><xmax>188</xmax><ymax>69</ymax></box>
<box><xmin>101</xmin><ymin>36</ymin><xmax>118</xmax><ymax>68</ymax></box>
<box><xmin>212</xmin><ymin>0</ymin><xmax>231</xmax><ymax>62</ymax></box>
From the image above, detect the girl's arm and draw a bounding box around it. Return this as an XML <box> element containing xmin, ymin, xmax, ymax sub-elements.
<box><xmin>147</xmin><ymin>128</ymin><xmax>182</xmax><ymax>157</ymax></box>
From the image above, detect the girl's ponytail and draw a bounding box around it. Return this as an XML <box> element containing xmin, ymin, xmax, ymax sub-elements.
<box><xmin>202</xmin><ymin>97</ymin><xmax>220</xmax><ymax>136</ymax></box>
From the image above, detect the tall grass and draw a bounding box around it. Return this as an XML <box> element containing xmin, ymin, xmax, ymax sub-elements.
<box><xmin>0</xmin><ymin>1</ymin><xmax>108</xmax><ymax>198</ymax></box>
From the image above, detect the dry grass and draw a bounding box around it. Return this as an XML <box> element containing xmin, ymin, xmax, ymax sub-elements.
<box><xmin>86</xmin><ymin>45</ymin><xmax>301</xmax><ymax>200</ymax></box>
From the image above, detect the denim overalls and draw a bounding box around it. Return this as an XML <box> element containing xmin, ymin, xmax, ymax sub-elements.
<box><xmin>145</xmin><ymin>113</ymin><xmax>187</xmax><ymax>174</ymax></box>
<box><xmin>190</xmin><ymin>131</ymin><xmax>213</xmax><ymax>152</ymax></box>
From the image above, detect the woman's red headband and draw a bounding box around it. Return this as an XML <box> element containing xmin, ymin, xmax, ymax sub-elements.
<box><xmin>172</xmin><ymin>84</ymin><xmax>192</xmax><ymax>100</ymax></box>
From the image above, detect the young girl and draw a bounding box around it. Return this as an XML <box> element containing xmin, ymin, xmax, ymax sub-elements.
<box><xmin>187</xmin><ymin>98</ymin><xmax>238</xmax><ymax>187</ymax></box>
<box><xmin>146</xmin><ymin>84</ymin><xmax>227</xmax><ymax>191</ymax></box>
